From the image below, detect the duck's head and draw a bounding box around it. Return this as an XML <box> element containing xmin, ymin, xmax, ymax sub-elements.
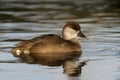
<box><xmin>62</xmin><ymin>22</ymin><xmax>88</xmax><ymax>40</ymax></box>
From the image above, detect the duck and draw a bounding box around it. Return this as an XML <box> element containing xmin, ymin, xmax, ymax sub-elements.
<box><xmin>11</xmin><ymin>22</ymin><xmax>88</xmax><ymax>59</ymax></box>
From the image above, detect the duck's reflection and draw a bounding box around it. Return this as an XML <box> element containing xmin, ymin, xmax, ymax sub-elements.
<box><xmin>63</xmin><ymin>60</ymin><xmax>82</xmax><ymax>76</ymax></box>
<box><xmin>20</xmin><ymin>51</ymin><xmax>86</xmax><ymax>76</ymax></box>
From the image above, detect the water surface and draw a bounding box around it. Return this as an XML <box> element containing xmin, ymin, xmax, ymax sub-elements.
<box><xmin>0</xmin><ymin>0</ymin><xmax>120</xmax><ymax>80</ymax></box>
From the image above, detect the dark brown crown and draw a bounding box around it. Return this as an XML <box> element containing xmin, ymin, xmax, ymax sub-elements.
<box><xmin>64</xmin><ymin>22</ymin><xmax>81</xmax><ymax>31</ymax></box>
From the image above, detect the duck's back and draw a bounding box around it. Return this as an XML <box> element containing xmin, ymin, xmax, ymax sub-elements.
<box><xmin>32</xmin><ymin>34</ymin><xmax>64</xmax><ymax>44</ymax></box>
<box><xmin>30</xmin><ymin>34</ymin><xmax>81</xmax><ymax>54</ymax></box>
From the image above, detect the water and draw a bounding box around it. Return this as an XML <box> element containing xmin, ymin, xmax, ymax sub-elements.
<box><xmin>0</xmin><ymin>0</ymin><xmax>120</xmax><ymax>80</ymax></box>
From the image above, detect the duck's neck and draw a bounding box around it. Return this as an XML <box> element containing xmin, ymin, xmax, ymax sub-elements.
<box><xmin>62</xmin><ymin>35</ymin><xmax>80</xmax><ymax>44</ymax></box>
<box><xmin>62</xmin><ymin>28</ymin><xmax>81</xmax><ymax>45</ymax></box>
<box><xmin>70</xmin><ymin>38</ymin><xmax>80</xmax><ymax>44</ymax></box>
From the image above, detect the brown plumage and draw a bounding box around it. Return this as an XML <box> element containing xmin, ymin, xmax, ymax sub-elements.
<box><xmin>11</xmin><ymin>22</ymin><xmax>88</xmax><ymax>62</ymax></box>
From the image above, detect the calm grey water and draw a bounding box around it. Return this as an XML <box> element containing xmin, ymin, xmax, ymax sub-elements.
<box><xmin>0</xmin><ymin>0</ymin><xmax>120</xmax><ymax>80</ymax></box>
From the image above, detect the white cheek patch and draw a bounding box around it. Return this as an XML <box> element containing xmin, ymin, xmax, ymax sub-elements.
<box><xmin>75</xmin><ymin>31</ymin><xmax>79</xmax><ymax>37</ymax></box>
<box><xmin>64</xmin><ymin>27</ymin><xmax>78</xmax><ymax>39</ymax></box>
<box><xmin>16</xmin><ymin>50</ymin><xmax>21</xmax><ymax>56</ymax></box>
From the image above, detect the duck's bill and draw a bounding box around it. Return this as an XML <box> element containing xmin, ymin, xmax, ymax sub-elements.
<box><xmin>78</xmin><ymin>32</ymin><xmax>89</xmax><ymax>40</ymax></box>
